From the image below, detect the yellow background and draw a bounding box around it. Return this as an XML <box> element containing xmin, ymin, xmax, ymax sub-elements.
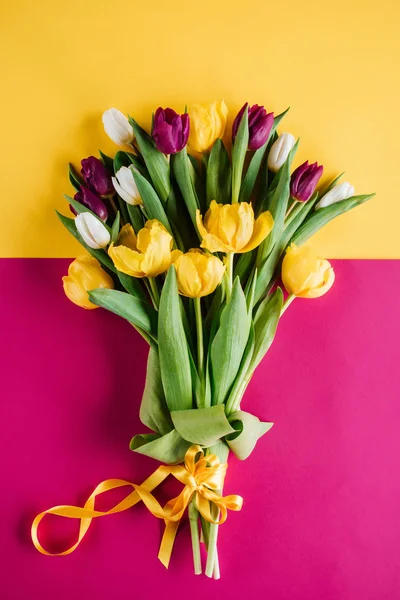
<box><xmin>1</xmin><ymin>0</ymin><xmax>399</xmax><ymax>258</ymax></box>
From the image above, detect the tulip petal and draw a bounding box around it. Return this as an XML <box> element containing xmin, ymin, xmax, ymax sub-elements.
<box><xmin>299</xmin><ymin>264</ymin><xmax>335</xmax><ymax>298</ymax></box>
<box><xmin>117</xmin><ymin>224</ymin><xmax>137</xmax><ymax>250</ymax></box>
<box><xmin>108</xmin><ymin>244</ymin><xmax>145</xmax><ymax>277</ymax></box>
<box><xmin>238</xmin><ymin>211</ymin><xmax>274</xmax><ymax>253</ymax></box>
<box><xmin>200</xmin><ymin>233</ymin><xmax>231</xmax><ymax>254</ymax></box>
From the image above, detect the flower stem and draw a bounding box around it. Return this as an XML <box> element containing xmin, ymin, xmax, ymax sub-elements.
<box><xmin>205</xmin><ymin>442</ymin><xmax>229</xmax><ymax>579</ymax></box>
<box><xmin>225</xmin><ymin>253</ymin><xmax>234</xmax><ymax>302</ymax></box>
<box><xmin>281</xmin><ymin>293</ymin><xmax>295</xmax><ymax>314</ymax></box>
<box><xmin>188</xmin><ymin>500</ymin><xmax>202</xmax><ymax>575</ymax></box>
<box><xmin>149</xmin><ymin>278</ymin><xmax>160</xmax><ymax>310</ymax></box>
<box><xmin>193</xmin><ymin>297</ymin><xmax>204</xmax><ymax>376</ymax></box>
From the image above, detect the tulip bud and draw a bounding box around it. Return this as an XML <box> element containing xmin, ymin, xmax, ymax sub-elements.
<box><xmin>281</xmin><ymin>244</ymin><xmax>335</xmax><ymax>299</ymax></box>
<box><xmin>62</xmin><ymin>254</ymin><xmax>114</xmax><ymax>310</ymax></box>
<box><xmin>315</xmin><ymin>182</ymin><xmax>355</xmax><ymax>211</ymax></box>
<box><xmin>172</xmin><ymin>249</ymin><xmax>226</xmax><ymax>297</ymax></box>
<box><xmin>267</xmin><ymin>133</ymin><xmax>296</xmax><ymax>172</ymax></box>
<box><xmin>73</xmin><ymin>187</ymin><xmax>108</xmax><ymax>221</ymax></box>
<box><xmin>102</xmin><ymin>108</ymin><xmax>134</xmax><ymax>146</ymax></box>
<box><xmin>290</xmin><ymin>161</ymin><xmax>323</xmax><ymax>202</ymax></box>
<box><xmin>152</xmin><ymin>108</ymin><xmax>190</xmax><ymax>154</ymax></box>
<box><xmin>81</xmin><ymin>156</ymin><xmax>113</xmax><ymax>196</ymax></box>
<box><xmin>112</xmin><ymin>167</ymin><xmax>142</xmax><ymax>205</ymax></box>
<box><xmin>75</xmin><ymin>212</ymin><xmax>111</xmax><ymax>249</ymax></box>
<box><xmin>232</xmin><ymin>103</ymin><xmax>274</xmax><ymax>150</ymax></box>
<box><xmin>188</xmin><ymin>101</ymin><xmax>228</xmax><ymax>153</ymax></box>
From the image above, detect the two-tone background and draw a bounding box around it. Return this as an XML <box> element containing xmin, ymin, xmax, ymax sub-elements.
<box><xmin>1</xmin><ymin>1</ymin><xmax>399</xmax><ymax>598</ymax></box>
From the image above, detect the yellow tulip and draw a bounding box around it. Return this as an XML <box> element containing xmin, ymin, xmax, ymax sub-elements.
<box><xmin>172</xmin><ymin>249</ymin><xmax>226</xmax><ymax>298</ymax></box>
<box><xmin>281</xmin><ymin>244</ymin><xmax>335</xmax><ymax>298</ymax></box>
<box><xmin>108</xmin><ymin>220</ymin><xmax>173</xmax><ymax>278</ymax></box>
<box><xmin>196</xmin><ymin>200</ymin><xmax>274</xmax><ymax>254</ymax></box>
<box><xmin>188</xmin><ymin>101</ymin><xmax>228</xmax><ymax>153</ymax></box>
<box><xmin>62</xmin><ymin>254</ymin><xmax>114</xmax><ymax>310</ymax></box>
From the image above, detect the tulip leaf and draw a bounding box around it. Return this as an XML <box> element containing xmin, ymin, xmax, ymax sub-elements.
<box><xmin>99</xmin><ymin>150</ymin><xmax>114</xmax><ymax>173</ymax></box>
<box><xmin>250</xmin><ymin>287</ymin><xmax>283</xmax><ymax>372</ymax></box>
<box><xmin>231</xmin><ymin>105</ymin><xmax>249</xmax><ymax>204</ymax></box>
<box><xmin>171</xmin><ymin>148</ymin><xmax>201</xmax><ymax>232</ymax></box>
<box><xmin>117</xmin><ymin>272</ymin><xmax>148</xmax><ymax>303</ymax></box>
<box><xmin>128</xmin><ymin>117</ymin><xmax>171</xmax><ymax>202</ymax></box>
<box><xmin>292</xmin><ymin>194</ymin><xmax>375</xmax><ymax>247</ymax></box>
<box><xmin>113</xmin><ymin>150</ymin><xmax>132</xmax><ymax>174</ymax></box>
<box><xmin>234</xmin><ymin>250</ymin><xmax>256</xmax><ymax>288</ymax></box>
<box><xmin>320</xmin><ymin>172</ymin><xmax>344</xmax><ymax>196</ymax></box>
<box><xmin>126</xmin><ymin>203</ymin><xmax>144</xmax><ymax>234</ymax></box>
<box><xmin>206</xmin><ymin>139</ymin><xmax>232</xmax><ymax>205</ymax></box>
<box><xmin>158</xmin><ymin>267</ymin><xmax>193</xmax><ymax>411</ymax></box>
<box><xmin>226</xmin><ymin>411</ymin><xmax>273</xmax><ymax>460</ymax></box>
<box><xmin>88</xmin><ymin>289</ymin><xmax>158</xmax><ymax>341</ymax></box>
<box><xmin>224</xmin><ymin>325</ymin><xmax>255</xmax><ymax>415</ymax></box>
<box><xmin>56</xmin><ymin>211</ymin><xmax>116</xmax><ymax>273</ymax></box>
<box><xmin>139</xmin><ymin>347</ymin><xmax>174</xmax><ymax>435</ymax></box>
<box><xmin>272</xmin><ymin>106</ymin><xmax>290</xmax><ymax>131</ymax></box>
<box><xmin>239</xmin><ymin>140</ymin><xmax>269</xmax><ymax>204</ymax></box>
<box><xmin>130</xmin><ymin>429</ymin><xmax>191</xmax><ymax>464</ymax></box>
<box><xmin>68</xmin><ymin>163</ymin><xmax>83</xmax><ymax>192</ymax></box>
<box><xmin>210</xmin><ymin>277</ymin><xmax>250</xmax><ymax>405</ymax></box>
<box><xmin>130</xmin><ymin>169</ymin><xmax>172</xmax><ymax>234</ymax></box>
<box><xmin>171</xmin><ymin>405</ymin><xmax>235</xmax><ymax>447</ymax></box>
<box><xmin>111</xmin><ymin>211</ymin><xmax>120</xmax><ymax>243</ymax></box>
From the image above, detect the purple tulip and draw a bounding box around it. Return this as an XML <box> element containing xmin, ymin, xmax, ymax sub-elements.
<box><xmin>81</xmin><ymin>156</ymin><xmax>113</xmax><ymax>196</ymax></box>
<box><xmin>71</xmin><ymin>187</ymin><xmax>108</xmax><ymax>221</ymax></box>
<box><xmin>290</xmin><ymin>161</ymin><xmax>324</xmax><ymax>202</ymax></box>
<box><xmin>152</xmin><ymin>108</ymin><xmax>190</xmax><ymax>154</ymax></box>
<box><xmin>232</xmin><ymin>103</ymin><xmax>274</xmax><ymax>150</ymax></box>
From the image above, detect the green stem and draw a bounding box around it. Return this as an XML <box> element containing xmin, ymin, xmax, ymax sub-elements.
<box><xmin>225</xmin><ymin>253</ymin><xmax>234</xmax><ymax>302</ymax></box>
<box><xmin>193</xmin><ymin>297</ymin><xmax>204</xmax><ymax>376</ymax></box>
<box><xmin>188</xmin><ymin>500</ymin><xmax>202</xmax><ymax>575</ymax></box>
<box><xmin>281</xmin><ymin>293</ymin><xmax>295</xmax><ymax>314</ymax></box>
<box><xmin>205</xmin><ymin>442</ymin><xmax>229</xmax><ymax>579</ymax></box>
<box><xmin>149</xmin><ymin>278</ymin><xmax>160</xmax><ymax>310</ymax></box>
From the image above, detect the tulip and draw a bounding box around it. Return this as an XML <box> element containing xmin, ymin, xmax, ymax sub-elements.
<box><xmin>152</xmin><ymin>107</ymin><xmax>190</xmax><ymax>154</ymax></box>
<box><xmin>81</xmin><ymin>156</ymin><xmax>113</xmax><ymax>196</ymax></box>
<box><xmin>188</xmin><ymin>101</ymin><xmax>228</xmax><ymax>153</ymax></box>
<box><xmin>75</xmin><ymin>212</ymin><xmax>111</xmax><ymax>249</ymax></box>
<box><xmin>172</xmin><ymin>249</ymin><xmax>226</xmax><ymax>298</ymax></box>
<box><xmin>268</xmin><ymin>133</ymin><xmax>296</xmax><ymax>172</ymax></box>
<box><xmin>196</xmin><ymin>200</ymin><xmax>274</xmax><ymax>254</ymax></box>
<box><xmin>112</xmin><ymin>166</ymin><xmax>142</xmax><ymax>205</ymax></box>
<box><xmin>315</xmin><ymin>182</ymin><xmax>355</xmax><ymax>211</ymax></box>
<box><xmin>232</xmin><ymin>103</ymin><xmax>274</xmax><ymax>151</ymax></box>
<box><xmin>73</xmin><ymin>187</ymin><xmax>108</xmax><ymax>221</ymax></box>
<box><xmin>108</xmin><ymin>221</ymin><xmax>173</xmax><ymax>278</ymax></box>
<box><xmin>62</xmin><ymin>254</ymin><xmax>114</xmax><ymax>310</ymax></box>
<box><xmin>290</xmin><ymin>161</ymin><xmax>323</xmax><ymax>202</ymax></box>
<box><xmin>102</xmin><ymin>108</ymin><xmax>134</xmax><ymax>146</ymax></box>
<box><xmin>281</xmin><ymin>244</ymin><xmax>335</xmax><ymax>298</ymax></box>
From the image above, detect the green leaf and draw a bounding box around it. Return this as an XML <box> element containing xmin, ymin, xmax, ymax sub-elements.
<box><xmin>128</xmin><ymin>117</ymin><xmax>171</xmax><ymax>202</ymax></box>
<box><xmin>139</xmin><ymin>348</ymin><xmax>173</xmax><ymax>435</ymax></box>
<box><xmin>56</xmin><ymin>211</ymin><xmax>115</xmax><ymax>272</ymax></box>
<box><xmin>251</xmin><ymin>287</ymin><xmax>283</xmax><ymax>371</ymax></box>
<box><xmin>130</xmin><ymin>169</ymin><xmax>172</xmax><ymax>234</ymax></box>
<box><xmin>226</xmin><ymin>410</ymin><xmax>273</xmax><ymax>460</ymax></box>
<box><xmin>245</xmin><ymin>268</ymin><xmax>258</xmax><ymax>311</ymax></box>
<box><xmin>130</xmin><ymin>429</ymin><xmax>190</xmax><ymax>464</ymax></box>
<box><xmin>234</xmin><ymin>250</ymin><xmax>256</xmax><ymax>288</ymax></box>
<box><xmin>68</xmin><ymin>163</ymin><xmax>83</xmax><ymax>191</ymax></box>
<box><xmin>99</xmin><ymin>150</ymin><xmax>114</xmax><ymax>172</ymax></box>
<box><xmin>113</xmin><ymin>150</ymin><xmax>131</xmax><ymax>173</ymax></box>
<box><xmin>111</xmin><ymin>211</ymin><xmax>120</xmax><ymax>243</ymax></box>
<box><xmin>210</xmin><ymin>277</ymin><xmax>250</xmax><ymax>405</ymax></box>
<box><xmin>272</xmin><ymin>106</ymin><xmax>290</xmax><ymax>131</ymax></box>
<box><xmin>117</xmin><ymin>272</ymin><xmax>148</xmax><ymax>303</ymax></box>
<box><xmin>239</xmin><ymin>140</ymin><xmax>269</xmax><ymax>204</ymax></box>
<box><xmin>231</xmin><ymin>105</ymin><xmax>249</xmax><ymax>203</ymax></box>
<box><xmin>171</xmin><ymin>148</ymin><xmax>200</xmax><ymax>231</ymax></box>
<box><xmin>158</xmin><ymin>268</ymin><xmax>193</xmax><ymax>411</ymax></box>
<box><xmin>293</xmin><ymin>194</ymin><xmax>375</xmax><ymax>246</ymax></box>
<box><xmin>171</xmin><ymin>405</ymin><xmax>235</xmax><ymax>447</ymax></box>
<box><xmin>88</xmin><ymin>288</ymin><xmax>158</xmax><ymax>341</ymax></box>
<box><xmin>320</xmin><ymin>172</ymin><xmax>344</xmax><ymax>196</ymax></box>
<box><xmin>225</xmin><ymin>325</ymin><xmax>255</xmax><ymax>414</ymax></box>
<box><xmin>126</xmin><ymin>204</ymin><xmax>144</xmax><ymax>234</ymax></box>
<box><xmin>206</xmin><ymin>139</ymin><xmax>232</xmax><ymax>205</ymax></box>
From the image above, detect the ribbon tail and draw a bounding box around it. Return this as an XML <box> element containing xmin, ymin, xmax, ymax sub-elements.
<box><xmin>158</xmin><ymin>519</ymin><xmax>180</xmax><ymax>568</ymax></box>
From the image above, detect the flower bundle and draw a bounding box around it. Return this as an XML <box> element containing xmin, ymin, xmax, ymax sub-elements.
<box><xmin>35</xmin><ymin>101</ymin><xmax>373</xmax><ymax>578</ymax></box>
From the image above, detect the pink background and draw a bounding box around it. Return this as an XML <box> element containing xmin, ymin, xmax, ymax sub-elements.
<box><xmin>1</xmin><ymin>259</ymin><xmax>399</xmax><ymax>599</ymax></box>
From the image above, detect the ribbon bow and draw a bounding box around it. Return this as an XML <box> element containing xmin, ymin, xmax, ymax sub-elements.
<box><xmin>31</xmin><ymin>445</ymin><xmax>243</xmax><ymax>568</ymax></box>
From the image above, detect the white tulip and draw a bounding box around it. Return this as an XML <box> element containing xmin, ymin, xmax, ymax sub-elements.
<box><xmin>102</xmin><ymin>108</ymin><xmax>134</xmax><ymax>146</ymax></box>
<box><xmin>315</xmin><ymin>182</ymin><xmax>355</xmax><ymax>210</ymax></box>
<box><xmin>268</xmin><ymin>132</ymin><xmax>296</xmax><ymax>172</ymax></box>
<box><xmin>112</xmin><ymin>167</ymin><xmax>142</xmax><ymax>205</ymax></box>
<box><xmin>75</xmin><ymin>212</ymin><xmax>111</xmax><ymax>249</ymax></box>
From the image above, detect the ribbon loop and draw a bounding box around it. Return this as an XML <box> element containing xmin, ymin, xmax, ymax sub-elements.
<box><xmin>31</xmin><ymin>445</ymin><xmax>243</xmax><ymax>568</ymax></box>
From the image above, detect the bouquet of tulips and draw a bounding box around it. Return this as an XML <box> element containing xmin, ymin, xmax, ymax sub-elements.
<box><xmin>34</xmin><ymin>100</ymin><xmax>373</xmax><ymax>579</ymax></box>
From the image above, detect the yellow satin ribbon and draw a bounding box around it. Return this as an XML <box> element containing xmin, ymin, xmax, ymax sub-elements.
<box><xmin>31</xmin><ymin>445</ymin><xmax>243</xmax><ymax>568</ymax></box>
